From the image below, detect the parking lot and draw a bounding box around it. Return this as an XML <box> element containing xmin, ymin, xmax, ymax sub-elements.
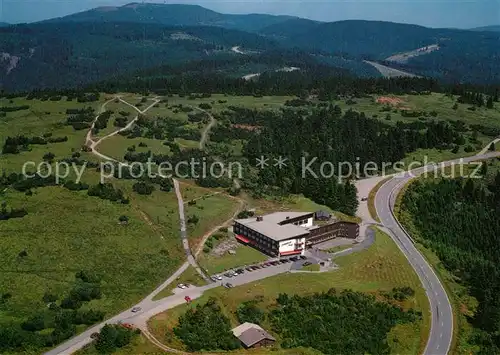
<box><xmin>209</xmin><ymin>255</ymin><xmax>316</xmax><ymax>288</ymax></box>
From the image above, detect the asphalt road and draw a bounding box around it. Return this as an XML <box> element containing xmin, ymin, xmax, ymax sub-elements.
<box><xmin>375</xmin><ymin>151</ymin><xmax>500</xmax><ymax>355</ymax></box>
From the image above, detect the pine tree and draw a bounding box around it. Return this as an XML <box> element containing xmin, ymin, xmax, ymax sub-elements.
<box><xmin>486</xmin><ymin>96</ymin><xmax>494</xmax><ymax>109</ymax></box>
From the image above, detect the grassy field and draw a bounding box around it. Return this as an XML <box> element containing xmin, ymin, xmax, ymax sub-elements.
<box><xmin>0</xmin><ymin>185</ymin><xmax>183</xmax><ymax>326</ymax></box>
<box><xmin>198</xmin><ymin>244</ymin><xmax>268</xmax><ymax>275</ymax></box>
<box><xmin>185</xmin><ymin>193</ymin><xmax>241</xmax><ymax>250</ymax></box>
<box><xmin>0</xmin><ymin>95</ymin><xmax>189</xmax><ymax>347</ymax></box>
<box><xmin>0</xmin><ymin>96</ymin><xmax>104</xmax><ymax>173</ymax></box>
<box><xmin>147</xmin><ymin>228</ymin><xmax>430</xmax><ymax>355</ymax></box>
<box><xmin>96</xmin><ymin>135</ymin><xmax>172</xmax><ymax>161</ymax></box>
<box><xmin>301</xmin><ymin>263</ymin><xmax>320</xmax><ymax>272</ymax></box>
<box><xmin>336</xmin><ymin>93</ymin><xmax>500</xmax><ymax>129</ymax></box>
<box><xmin>179</xmin><ymin>182</ymin><xmax>225</xmax><ymax>202</ymax></box>
<box><xmin>152</xmin><ymin>266</ymin><xmax>207</xmax><ymax>301</ymax></box>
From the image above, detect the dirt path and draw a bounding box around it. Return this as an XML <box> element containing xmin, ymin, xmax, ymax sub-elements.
<box><xmin>173</xmin><ymin>179</ymin><xmax>211</xmax><ymax>282</ymax></box>
<box><xmin>191</xmin><ymin>105</ymin><xmax>216</xmax><ymax>151</ymax></box>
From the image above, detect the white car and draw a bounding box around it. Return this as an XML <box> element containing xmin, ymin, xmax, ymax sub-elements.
<box><xmin>215</xmin><ymin>275</ymin><xmax>223</xmax><ymax>280</ymax></box>
<box><xmin>131</xmin><ymin>307</ymin><xmax>141</xmax><ymax>313</ymax></box>
<box><xmin>177</xmin><ymin>283</ymin><xmax>188</xmax><ymax>289</ymax></box>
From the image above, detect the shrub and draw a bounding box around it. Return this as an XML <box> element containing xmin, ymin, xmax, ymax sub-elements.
<box><xmin>132</xmin><ymin>182</ymin><xmax>155</xmax><ymax>195</ymax></box>
<box><xmin>236</xmin><ymin>300</ymin><xmax>265</xmax><ymax>325</ymax></box>
<box><xmin>187</xmin><ymin>215</ymin><xmax>199</xmax><ymax>225</ymax></box>
<box><xmin>199</xmin><ymin>103</ymin><xmax>212</xmax><ymax>110</ymax></box>
<box><xmin>464</xmin><ymin>145</ymin><xmax>475</xmax><ymax>153</ymax></box>
<box><xmin>43</xmin><ymin>292</ymin><xmax>58</xmax><ymax>303</ymax></box>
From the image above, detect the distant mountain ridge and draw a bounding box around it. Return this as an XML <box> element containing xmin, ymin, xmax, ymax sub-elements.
<box><xmin>1</xmin><ymin>2</ymin><xmax>499</xmax><ymax>90</ymax></box>
<box><xmin>471</xmin><ymin>25</ymin><xmax>500</xmax><ymax>32</ymax></box>
<box><xmin>41</xmin><ymin>2</ymin><xmax>297</xmax><ymax>32</ymax></box>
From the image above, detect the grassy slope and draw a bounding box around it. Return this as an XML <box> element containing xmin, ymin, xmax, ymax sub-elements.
<box><xmin>0</xmin><ymin>97</ymin><xmax>103</xmax><ymax>173</ymax></box>
<box><xmin>337</xmin><ymin>93</ymin><xmax>500</xmax><ymax>129</ymax></box>
<box><xmin>185</xmin><ymin>194</ymin><xmax>241</xmax><ymax>249</ymax></box>
<box><xmin>198</xmin><ymin>244</ymin><xmax>268</xmax><ymax>275</ymax></box>
<box><xmin>0</xmin><ymin>186</ymin><xmax>183</xmax><ymax>323</ymax></box>
<box><xmin>146</xmin><ymin>228</ymin><xmax>430</xmax><ymax>355</ymax></box>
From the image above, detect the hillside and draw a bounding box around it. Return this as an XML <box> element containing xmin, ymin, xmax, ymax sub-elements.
<box><xmin>261</xmin><ymin>19</ymin><xmax>500</xmax><ymax>83</ymax></box>
<box><xmin>0</xmin><ymin>22</ymin><xmax>282</xmax><ymax>91</ymax></box>
<box><xmin>42</xmin><ymin>2</ymin><xmax>296</xmax><ymax>33</ymax></box>
<box><xmin>1</xmin><ymin>4</ymin><xmax>500</xmax><ymax>90</ymax></box>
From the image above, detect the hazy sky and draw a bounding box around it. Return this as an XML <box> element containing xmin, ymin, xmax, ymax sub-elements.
<box><xmin>1</xmin><ymin>0</ymin><xmax>499</xmax><ymax>28</ymax></box>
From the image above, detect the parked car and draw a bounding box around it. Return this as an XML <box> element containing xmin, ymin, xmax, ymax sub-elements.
<box><xmin>224</xmin><ymin>272</ymin><xmax>233</xmax><ymax>278</ymax></box>
<box><xmin>131</xmin><ymin>307</ymin><xmax>141</xmax><ymax>313</ymax></box>
<box><xmin>270</xmin><ymin>261</ymin><xmax>279</xmax><ymax>266</ymax></box>
<box><xmin>251</xmin><ymin>266</ymin><xmax>259</xmax><ymax>270</ymax></box>
<box><xmin>246</xmin><ymin>267</ymin><xmax>254</xmax><ymax>272</ymax></box>
<box><xmin>177</xmin><ymin>284</ymin><xmax>188</xmax><ymax>289</ymax></box>
<box><xmin>236</xmin><ymin>268</ymin><xmax>245</xmax><ymax>274</ymax></box>
<box><xmin>303</xmin><ymin>261</ymin><xmax>312</xmax><ymax>266</ymax></box>
<box><xmin>211</xmin><ymin>276</ymin><xmax>218</xmax><ymax>282</ymax></box>
<box><xmin>216</xmin><ymin>275</ymin><xmax>223</xmax><ymax>280</ymax></box>
<box><xmin>361</xmin><ymin>197</ymin><xmax>368</xmax><ymax>201</ymax></box>
<box><xmin>224</xmin><ymin>283</ymin><xmax>233</xmax><ymax>288</ymax></box>
<box><xmin>300</xmin><ymin>255</ymin><xmax>307</xmax><ymax>260</ymax></box>
<box><xmin>290</xmin><ymin>256</ymin><xmax>299</xmax><ymax>261</ymax></box>
<box><xmin>260</xmin><ymin>264</ymin><xmax>268</xmax><ymax>268</ymax></box>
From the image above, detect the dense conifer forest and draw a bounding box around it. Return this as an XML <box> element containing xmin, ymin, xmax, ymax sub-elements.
<box><xmin>401</xmin><ymin>165</ymin><xmax>500</xmax><ymax>353</ymax></box>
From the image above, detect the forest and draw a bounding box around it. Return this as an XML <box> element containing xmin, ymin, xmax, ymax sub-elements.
<box><xmin>170</xmin><ymin>290</ymin><xmax>420</xmax><ymax>354</ymax></box>
<box><xmin>271</xmin><ymin>290</ymin><xmax>420</xmax><ymax>354</ymax></box>
<box><xmin>401</xmin><ymin>165</ymin><xmax>500</xmax><ymax>354</ymax></box>
<box><xmin>173</xmin><ymin>298</ymin><xmax>241</xmax><ymax>351</ymax></box>
<box><xmin>237</xmin><ymin>104</ymin><xmax>471</xmax><ymax>215</ymax></box>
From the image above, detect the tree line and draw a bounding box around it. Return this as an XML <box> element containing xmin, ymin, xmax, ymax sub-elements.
<box><xmin>2</xmin><ymin>134</ymin><xmax>68</xmax><ymax>154</ymax></box>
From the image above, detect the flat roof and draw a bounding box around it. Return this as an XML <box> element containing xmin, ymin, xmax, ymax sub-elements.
<box><xmin>235</xmin><ymin>211</ymin><xmax>312</xmax><ymax>242</ymax></box>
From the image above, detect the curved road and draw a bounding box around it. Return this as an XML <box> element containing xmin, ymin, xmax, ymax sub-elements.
<box><xmin>376</xmin><ymin>151</ymin><xmax>500</xmax><ymax>355</ymax></box>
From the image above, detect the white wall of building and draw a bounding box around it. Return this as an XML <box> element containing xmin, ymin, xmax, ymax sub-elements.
<box><xmin>278</xmin><ymin>237</ymin><xmax>306</xmax><ymax>255</ymax></box>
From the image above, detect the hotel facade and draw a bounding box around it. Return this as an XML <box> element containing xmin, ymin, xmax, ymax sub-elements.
<box><xmin>233</xmin><ymin>211</ymin><xmax>359</xmax><ymax>257</ymax></box>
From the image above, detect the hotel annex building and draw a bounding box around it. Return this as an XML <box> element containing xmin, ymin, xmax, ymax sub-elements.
<box><xmin>233</xmin><ymin>211</ymin><xmax>359</xmax><ymax>257</ymax></box>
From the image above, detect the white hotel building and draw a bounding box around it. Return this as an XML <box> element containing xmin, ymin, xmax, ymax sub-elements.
<box><xmin>233</xmin><ymin>211</ymin><xmax>360</xmax><ymax>257</ymax></box>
